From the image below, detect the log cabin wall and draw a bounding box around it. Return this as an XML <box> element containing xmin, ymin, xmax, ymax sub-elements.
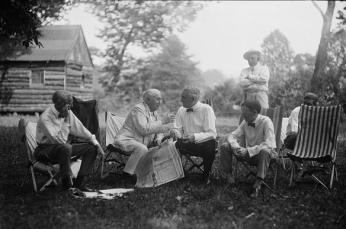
<box><xmin>0</xmin><ymin>61</ymin><xmax>93</xmax><ymax>113</ymax></box>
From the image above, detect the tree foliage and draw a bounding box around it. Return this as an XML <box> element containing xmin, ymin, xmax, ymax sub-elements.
<box><xmin>87</xmin><ymin>0</ymin><xmax>203</xmax><ymax>92</ymax></box>
<box><xmin>261</xmin><ymin>29</ymin><xmax>294</xmax><ymax>108</ymax></box>
<box><xmin>112</xmin><ymin>35</ymin><xmax>204</xmax><ymax>112</ymax></box>
<box><xmin>203</xmin><ymin>78</ymin><xmax>242</xmax><ymax>116</ymax></box>
<box><xmin>0</xmin><ymin>0</ymin><xmax>72</xmax><ymax>53</ymax></box>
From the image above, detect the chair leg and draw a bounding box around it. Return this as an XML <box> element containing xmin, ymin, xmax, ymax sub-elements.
<box><xmin>30</xmin><ymin>166</ymin><xmax>38</xmax><ymax>192</ymax></box>
<box><xmin>330</xmin><ymin>163</ymin><xmax>335</xmax><ymax>189</ymax></box>
<box><xmin>273</xmin><ymin>165</ymin><xmax>278</xmax><ymax>188</ymax></box>
<box><xmin>311</xmin><ymin>174</ymin><xmax>329</xmax><ymax>191</ymax></box>
<box><xmin>289</xmin><ymin>162</ymin><xmax>295</xmax><ymax>187</ymax></box>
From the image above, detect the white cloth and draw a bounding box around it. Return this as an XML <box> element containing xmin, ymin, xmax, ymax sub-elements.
<box><xmin>239</xmin><ymin>64</ymin><xmax>270</xmax><ymax>93</ymax></box>
<box><xmin>286</xmin><ymin>106</ymin><xmax>300</xmax><ymax>135</ymax></box>
<box><xmin>174</xmin><ymin>101</ymin><xmax>217</xmax><ymax>142</ymax></box>
<box><xmin>36</xmin><ymin>105</ymin><xmax>98</xmax><ymax>146</ymax></box>
<box><xmin>227</xmin><ymin>114</ymin><xmax>276</xmax><ymax>157</ymax></box>
<box><xmin>135</xmin><ymin>140</ymin><xmax>184</xmax><ymax>188</ymax></box>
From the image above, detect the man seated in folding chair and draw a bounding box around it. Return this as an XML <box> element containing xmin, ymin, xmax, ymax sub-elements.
<box><xmin>170</xmin><ymin>86</ymin><xmax>217</xmax><ymax>183</ymax></box>
<box><xmin>219</xmin><ymin>100</ymin><xmax>276</xmax><ymax>197</ymax></box>
<box><xmin>284</xmin><ymin>92</ymin><xmax>318</xmax><ymax>150</ymax></box>
<box><xmin>112</xmin><ymin>89</ymin><xmax>175</xmax><ymax>180</ymax></box>
<box><xmin>34</xmin><ymin>90</ymin><xmax>104</xmax><ymax>191</ymax></box>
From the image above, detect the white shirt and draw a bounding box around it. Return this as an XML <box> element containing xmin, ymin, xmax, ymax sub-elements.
<box><xmin>36</xmin><ymin>105</ymin><xmax>99</xmax><ymax>145</ymax></box>
<box><xmin>286</xmin><ymin>106</ymin><xmax>300</xmax><ymax>135</ymax></box>
<box><xmin>174</xmin><ymin>101</ymin><xmax>217</xmax><ymax>143</ymax></box>
<box><xmin>227</xmin><ymin>114</ymin><xmax>276</xmax><ymax>157</ymax></box>
<box><xmin>239</xmin><ymin>64</ymin><xmax>270</xmax><ymax>93</ymax></box>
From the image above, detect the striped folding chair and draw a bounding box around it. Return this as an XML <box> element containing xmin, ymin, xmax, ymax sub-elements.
<box><xmin>234</xmin><ymin>106</ymin><xmax>283</xmax><ymax>189</ymax></box>
<box><xmin>287</xmin><ymin>105</ymin><xmax>341</xmax><ymax>190</ymax></box>
<box><xmin>99</xmin><ymin>112</ymin><xmax>127</xmax><ymax>178</ymax></box>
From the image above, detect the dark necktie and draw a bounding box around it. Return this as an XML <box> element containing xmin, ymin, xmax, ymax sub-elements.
<box><xmin>186</xmin><ymin>108</ymin><xmax>193</xmax><ymax>112</ymax></box>
<box><xmin>248</xmin><ymin>122</ymin><xmax>255</xmax><ymax>128</ymax></box>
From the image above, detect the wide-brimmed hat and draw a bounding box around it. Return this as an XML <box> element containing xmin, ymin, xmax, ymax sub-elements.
<box><xmin>243</xmin><ymin>49</ymin><xmax>262</xmax><ymax>60</ymax></box>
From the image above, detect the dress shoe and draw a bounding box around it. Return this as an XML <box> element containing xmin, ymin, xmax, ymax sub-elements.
<box><xmin>250</xmin><ymin>179</ymin><xmax>263</xmax><ymax>198</ymax></box>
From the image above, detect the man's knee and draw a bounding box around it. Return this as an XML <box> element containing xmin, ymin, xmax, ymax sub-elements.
<box><xmin>57</xmin><ymin>143</ymin><xmax>72</xmax><ymax>158</ymax></box>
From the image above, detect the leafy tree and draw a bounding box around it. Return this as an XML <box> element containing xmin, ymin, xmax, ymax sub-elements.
<box><xmin>203</xmin><ymin>78</ymin><xmax>242</xmax><ymax>116</ymax></box>
<box><xmin>261</xmin><ymin>29</ymin><xmax>294</xmax><ymax>107</ymax></box>
<box><xmin>0</xmin><ymin>0</ymin><xmax>72</xmax><ymax>54</ymax></box>
<box><xmin>114</xmin><ymin>35</ymin><xmax>204</xmax><ymax>112</ymax></box>
<box><xmin>88</xmin><ymin>1</ymin><xmax>203</xmax><ymax>92</ymax></box>
<box><xmin>201</xmin><ymin>69</ymin><xmax>226</xmax><ymax>89</ymax></box>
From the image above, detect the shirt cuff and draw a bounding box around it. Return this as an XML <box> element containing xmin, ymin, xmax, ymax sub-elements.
<box><xmin>90</xmin><ymin>135</ymin><xmax>99</xmax><ymax>146</ymax></box>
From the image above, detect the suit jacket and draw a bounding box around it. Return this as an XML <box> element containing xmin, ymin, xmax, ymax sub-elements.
<box><xmin>115</xmin><ymin>102</ymin><xmax>171</xmax><ymax>148</ymax></box>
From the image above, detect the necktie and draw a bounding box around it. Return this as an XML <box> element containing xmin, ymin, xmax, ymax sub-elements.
<box><xmin>248</xmin><ymin>122</ymin><xmax>255</xmax><ymax>128</ymax></box>
<box><xmin>186</xmin><ymin>108</ymin><xmax>193</xmax><ymax>112</ymax></box>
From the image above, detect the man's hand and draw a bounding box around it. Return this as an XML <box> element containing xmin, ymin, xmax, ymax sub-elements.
<box><xmin>162</xmin><ymin>113</ymin><xmax>176</xmax><ymax>124</ymax></box>
<box><xmin>169</xmin><ymin>129</ymin><xmax>180</xmax><ymax>139</ymax></box>
<box><xmin>181</xmin><ymin>134</ymin><xmax>195</xmax><ymax>143</ymax></box>
<box><xmin>234</xmin><ymin>147</ymin><xmax>248</xmax><ymax>158</ymax></box>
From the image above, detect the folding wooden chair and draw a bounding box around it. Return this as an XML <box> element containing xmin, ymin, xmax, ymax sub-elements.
<box><xmin>287</xmin><ymin>105</ymin><xmax>341</xmax><ymax>190</ymax></box>
<box><xmin>99</xmin><ymin>111</ymin><xmax>127</xmax><ymax>178</ymax></box>
<box><xmin>19</xmin><ymin>119</ymin><xmax>81</xmax><ymax>192</ymax></box>
<box><xmin>233</xmin><ymin>106</ymin><xmax>284</xmax><ymax>189</ymax></box>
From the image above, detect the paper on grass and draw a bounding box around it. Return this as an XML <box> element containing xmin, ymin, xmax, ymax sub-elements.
<box><xmin>82</xmin><ymin>188</ymin><xmax>134</xmax><ymax>200</ymax></box>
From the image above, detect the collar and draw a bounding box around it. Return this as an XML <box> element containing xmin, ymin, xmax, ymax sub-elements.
<box><xmin>190</xmin><ymin>101</ymin><xmax>202</xmax><ymax>110</ymax></box>
<box><xmin>248</xmin><ymin>114</ymin><xmax>260</xmax><ymax>126</ymax></box>
<box><xmin>142</xmin><ymin>102</ymin><xmax>157</xmax><ymax>117</ymax></box>
<box><xmin>51</xmin><ymin>105</ymin><xmax>60</xmax><ymax>118</ymax></box>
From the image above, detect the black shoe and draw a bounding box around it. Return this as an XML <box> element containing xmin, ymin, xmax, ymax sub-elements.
<box><xmin>62</xmin><ymin>177</ymin><xmax>73</xmax><ymax>190</ymax></box>
<box><xmin>73</xmin><ymin>175</ymin><xmax>95</xmax><ymax>192</ymax></box>
<box><xmin>250</xmin><ymin>179</ymin><xmax>263</xmax><ymax>198</ymax></box>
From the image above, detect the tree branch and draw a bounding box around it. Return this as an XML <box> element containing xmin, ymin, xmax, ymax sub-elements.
<box><xmin>311</xmin><ymin>0</ymin><xmax>325</xmax><ymax>18</ymax></box>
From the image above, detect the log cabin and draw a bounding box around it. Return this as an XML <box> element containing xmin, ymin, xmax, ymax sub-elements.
<box><xmin>0</xmin><ymin>25</ymin><xmax>94</xmax><ymax>113</ymax></box>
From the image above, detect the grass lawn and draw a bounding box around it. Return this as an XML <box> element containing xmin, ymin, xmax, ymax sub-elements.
<box><xmin>0</xmin><ymin>114</ymin><xmax>346</xmax><ymax>229</ymax></box>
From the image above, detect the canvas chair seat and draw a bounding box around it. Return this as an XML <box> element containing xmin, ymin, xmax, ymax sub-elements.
<box><xmin>18</xmin><ymin>119</ymin><xmax>81</xmax><ymax>192</ymax></box>
<box><xmin>287</xmin><ymin>105</ymin><xmax>341</xmax><ymax>190</ymax></box>
<box><xmin>99</xmin><ymin>111</ymin><xmax>126</xmax><ymax>178</ymax></box>
<box><xmin>233</xmin><ymin>106</ymin><xmax>284</xmax><ymax>189</ymax></box>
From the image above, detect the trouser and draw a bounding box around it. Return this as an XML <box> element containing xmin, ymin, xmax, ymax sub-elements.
<box><xmin>244</xmin><ymin>90</ymin><xmax>269</xmax><ymax>109</ymax></box>
<box><xmin>175</xmin><ymin>138</ymin><xmax>217</xmax><ymax>177</ymax></box>
<box><xmin>219</xmin><ymin>141</ymin><xmax>274</xmax><ymax>179</ymax></box>
<box><xmin>34</xmin><ymin>143</ymin><xmax>97</xmax><ymax>178</ymax></box>
<box><xmin>119</xmin><ymin>140</ymin><xmax>149</xmax><ymax>175</ymax></box>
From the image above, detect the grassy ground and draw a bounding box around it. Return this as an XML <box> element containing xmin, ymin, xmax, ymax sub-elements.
<box><xmin>0</xmin><ymin>114</ymin><xmax>346</xmax><ymax>229</ymax></box>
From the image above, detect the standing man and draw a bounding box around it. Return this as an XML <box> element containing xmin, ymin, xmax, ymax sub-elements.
<box><xmin>35</xmin><ymin>90</ymin><xmax>104</xmax><ymax>191</ymax></box>
<box><xmin>239</xmin><ymin>49</ymin><xmax>270</xmax><ymax>110</ymax></box>
<box><xmin>219</xmin><ymin>100</ymin><xmax>276</xmax><ymax>197</ymax></box>
<box><xmin>170</xmin><ymin>87</ymin><xmax>217</xmax><ymax>182</ymax></box>
<box><xmin>113</xmin><ymin>89</ymin><xmax>175</xmax><ymax>176</ymax></box>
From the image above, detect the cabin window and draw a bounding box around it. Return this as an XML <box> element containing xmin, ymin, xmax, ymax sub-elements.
<box><xmin>31</xmin><ymin>70</ymin><xmax>45</xmax><ymax>86</ymax></box>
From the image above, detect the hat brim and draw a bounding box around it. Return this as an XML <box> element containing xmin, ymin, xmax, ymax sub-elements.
<box><xmin>243</xmin><ymin>50</ymin><xmax>262</xmax><ymax>60</ymax></box>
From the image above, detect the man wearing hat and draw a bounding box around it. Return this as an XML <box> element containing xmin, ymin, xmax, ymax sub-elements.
<box><xmin>239</xmin><ymin>49</ymin><xmax>270</xmax><ymax>110</ymax></box>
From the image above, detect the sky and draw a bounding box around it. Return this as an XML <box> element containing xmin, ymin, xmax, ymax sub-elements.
<box><xmin>56</xmin><ymin>1</ymin><xmax>344</xmax><ymax>79</ymax></box>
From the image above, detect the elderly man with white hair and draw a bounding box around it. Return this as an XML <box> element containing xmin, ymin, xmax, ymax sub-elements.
<box><xmin>239</xmin><ymin>49</ymin><xmax>270</xmax><ymax>110</ymax></box>
<box><xmin>113</xmin><ymin>89</ymin><xmax>175</xmax><ymax>177</ymax></box>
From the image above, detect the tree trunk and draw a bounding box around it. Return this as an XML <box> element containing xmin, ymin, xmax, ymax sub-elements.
<box><xmin>311</xmin><ymin>1</ymin><xmax>335</xmax><ymax>93</ymax></box>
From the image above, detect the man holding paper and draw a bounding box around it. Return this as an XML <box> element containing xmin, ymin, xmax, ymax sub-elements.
<box><xmin>170</xmin><ymin>86</ymin><xmax>217</xmax><ymax>182</ymax></box>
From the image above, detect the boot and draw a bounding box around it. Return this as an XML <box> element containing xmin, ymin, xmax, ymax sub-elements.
<box><xmin>74</xmin><ymin>175</ymin><xmax>94</xmax><ymax>192</ymax></box>
<box><xmin>61</xmin><ymin>176</ymin><xmax>72</xmax><ymax>190</ymax></box>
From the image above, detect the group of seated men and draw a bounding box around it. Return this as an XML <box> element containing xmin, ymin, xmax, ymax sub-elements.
<box><xmin>34</xmin><ymin>88</ymin><xmax>318</xmax><ymax>197</ymax></box>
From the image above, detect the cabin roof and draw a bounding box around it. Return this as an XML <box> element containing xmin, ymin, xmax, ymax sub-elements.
<box><xmin>1</xmin><ymin>25</ymin><xmax>94</xmax><ymax>67</ymax></box>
